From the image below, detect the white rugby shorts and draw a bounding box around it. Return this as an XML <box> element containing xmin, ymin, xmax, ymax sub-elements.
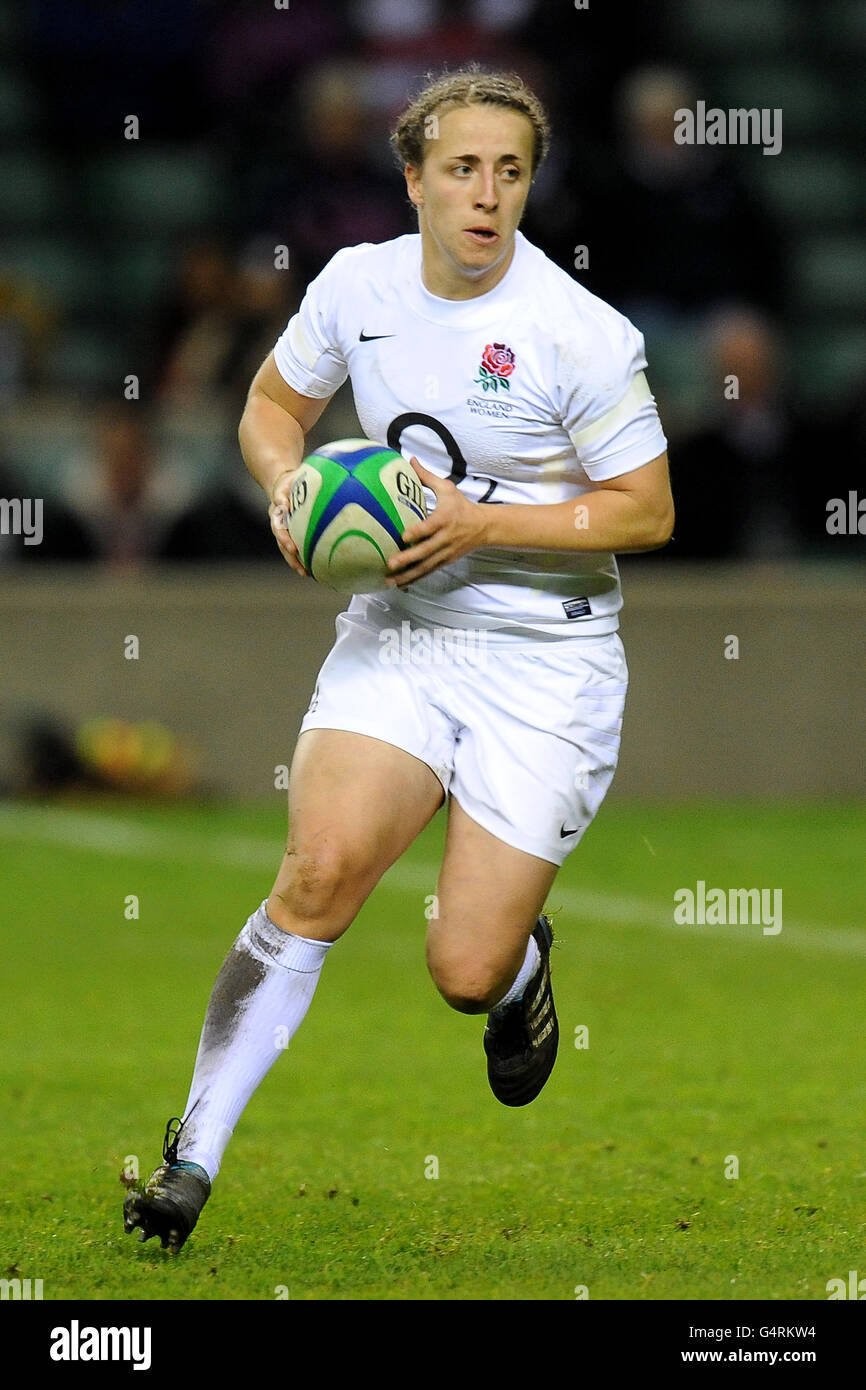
<box><xmin>298</xmin><ymin>596</ymin><xmax>628</xmax><ymax>866</ymax></box>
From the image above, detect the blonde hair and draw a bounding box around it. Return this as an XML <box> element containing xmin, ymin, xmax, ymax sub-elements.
<box><xmin>390</xmin><ymin>65</ymin><xmax>550</xmax><ymax>176</ymax></box>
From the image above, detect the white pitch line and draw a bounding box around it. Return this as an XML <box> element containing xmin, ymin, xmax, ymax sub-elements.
<box><xmin>0</xmin><ymin>803</ymin><xmax>276</xmax><ymax>869</ymax></box>
<box><xmin>378</xmin><ymin>862</ymin><xmax>866</xmax><ymax>960</ymax></box>
<box><xmin>1</xmin><ymin>802</ymin><xmax>864</xmax><ymax>960</ymax></box>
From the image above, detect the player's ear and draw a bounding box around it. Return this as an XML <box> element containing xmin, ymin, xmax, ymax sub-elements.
<box><xmin>405</xmin><ymin>164</ymin><xmax>423</xmax><ymax>208</ymax></box>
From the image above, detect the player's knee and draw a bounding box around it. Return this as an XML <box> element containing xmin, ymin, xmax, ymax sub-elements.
<box><xmin>271</xmin><ymin>843</ymin><xmax>363</xmax><ymax>926</ymax></box>
<box><xmin>441</xmin><ymin>989</ymin><xmax>492</xmax><ymax>1015</ymax></box>
<box><xmin>427</xmin><ymin>955</ymin><xmax>500</xmax><ymax>1015</ymax></box>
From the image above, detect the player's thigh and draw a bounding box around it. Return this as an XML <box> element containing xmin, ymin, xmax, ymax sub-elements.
<box><xmin>268</xmin><ymin>728</ymin><xmax>444</xmax><ymax>934</ymax></box>
<box><xmin>426</xmin><ymin>796</ymin><xmax>558</xmax><ymax>1011</ymax></box>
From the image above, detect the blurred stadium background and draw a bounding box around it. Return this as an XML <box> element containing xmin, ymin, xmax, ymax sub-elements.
<box><xmin>2</xmin><ymin>0</ymin><xmax>866</xmax><ymax>1309</ymax></box>
<box><xmin>0</xmin><ymin>0</ymin><xmax>864</xmax><ymax>795</ymax></box>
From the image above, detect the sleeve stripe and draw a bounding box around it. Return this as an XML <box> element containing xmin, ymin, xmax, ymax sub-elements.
<box><xmin>288</xmin><ymin>314</ymin><xmax>321</xmax><ymax>371</ymax></box>
<box><xmin>568</xmin><ymin>372</ymin><xmax>652</xmax><ymax>451</ymax></box>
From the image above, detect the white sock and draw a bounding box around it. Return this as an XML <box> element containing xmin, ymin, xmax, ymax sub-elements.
<box><xmin>175</xmin><ymin>902</ymin><xmax>332</xmax><ymax>1181</ymax></box>
<box><xmin>491</xmin><ymin>932</ymin><xmax>541</xmax><ymax>1011</ymax></box>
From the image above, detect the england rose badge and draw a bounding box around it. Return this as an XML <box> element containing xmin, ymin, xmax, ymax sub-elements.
<box><xmin>474</xmin><ymin>342</ymin><xmax>516</xmax><ymax>392</ymax></box>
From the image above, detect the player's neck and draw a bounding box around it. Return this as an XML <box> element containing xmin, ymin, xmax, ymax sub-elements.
<box><xmin>419</xmin><ymin>237</ymin><xmax>516</xmax><ymax>302</ymax></box>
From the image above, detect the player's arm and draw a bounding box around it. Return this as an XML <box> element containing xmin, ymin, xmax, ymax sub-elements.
<box><xmin>387</xmin><ymin>452</ymin><xmax>674</xmax><ymax>586</ymax></box>
<box><xmin>239</xmin><ymin>351</ymin><xmax>333</xmax><ymax>574</ymax></box>
<box><xmin>478</xmin><ymin>451</ymin><xmax>675</xmax><ymax>553</ymax></box>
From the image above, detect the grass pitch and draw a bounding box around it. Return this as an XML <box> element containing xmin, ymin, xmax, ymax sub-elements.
<box><xmin>1</xmin><ymin>796</ymin><xmax>864</xmax><ymax>1301</ymax></box>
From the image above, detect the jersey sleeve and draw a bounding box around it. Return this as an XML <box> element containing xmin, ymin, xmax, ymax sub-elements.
<box><xmin>272</xmin><ymin>248</ymin><xmax>354</xmax><ymax>399</ymax></box>
<box><xmin>558</xmin><ymin>311</ymin><xmax>668</xmax><ymax>482</ymax></box>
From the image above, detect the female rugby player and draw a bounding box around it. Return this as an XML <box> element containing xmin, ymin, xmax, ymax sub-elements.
<box><xmin>125</xmin><ymin>67</ymin><xmax>673</xmax><ymax>1253</ymax></box>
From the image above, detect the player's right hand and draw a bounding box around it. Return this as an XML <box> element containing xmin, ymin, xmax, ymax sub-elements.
<box><xmin>268</xmin><ymin>468</ymin><xmax>309</xmax><ymax>578</ymax></box>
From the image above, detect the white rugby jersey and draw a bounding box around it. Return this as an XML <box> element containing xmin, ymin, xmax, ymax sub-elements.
<box><xmin>273</xmin><ymin>230</ymin><xmax>667</xmax><ymax>636</ymax></box>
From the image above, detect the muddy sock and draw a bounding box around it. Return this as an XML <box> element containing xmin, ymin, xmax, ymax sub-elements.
<box><xmin>173</xmin><ymin>902</ymin><xmax>332</xmax><ymax>1181</ymax></box>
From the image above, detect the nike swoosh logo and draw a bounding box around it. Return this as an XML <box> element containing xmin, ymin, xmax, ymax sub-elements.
<box><xmin>359</xmin><ymin>331</ymin><xmax>396</xmax><ymax>341</ymax></box>
<box><xmin>560</xmin><ymin>825</ymin><xmax>580</xmax><ymax>838</ymax></box>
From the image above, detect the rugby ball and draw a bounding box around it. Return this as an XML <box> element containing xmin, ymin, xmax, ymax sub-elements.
<box><xmin>286</xmin><ymin>439</ymin><xmax>427</xmax><ymax>593</ymax></box>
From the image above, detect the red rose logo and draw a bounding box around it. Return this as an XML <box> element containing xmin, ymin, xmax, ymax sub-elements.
<box><xmin>482</xmin><ymin>343</ymin><xmax>515</xmax><ymax>377</ymax></box>
<box><xmin>475</xmin><ymin>342</ymin><xmax>516</xmax><ymax>391</ymax></box>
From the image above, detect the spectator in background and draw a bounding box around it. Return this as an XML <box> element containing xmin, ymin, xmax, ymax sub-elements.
<box><xmin>60</xmin><ymin>403</ymin><xmax>192</xmax><ymax>568</ymax></box>
<box><xmin>0</xmin><ymin>273</ymin><xmax>55</xmax><ymax>403</ymax></box>
<box><xmin>158</xmin><ymin>469</ymin><xmax>278</xmax><ymax>564</ymax></box>
<box><xmin>349</xmin><ymin>0</ymin><xmax>536</xmax><ymax>122</ymax></box>
<box><xmin>222</xmin><ymin>239</ymin><xmax>299</xmax><ymax>411</ymax></box>
<box><xmin>0</xmin><ymin>449</ymin><xmax>92</xmax><ymax>564</ymax></box>
<box><xmin>154</xmin><ymin>242</ymin><xmax>238</xmax><ymax>405</ymax></box>
<box><xmin>27</xmin><ymin>0</ymin><xmax>207</xmax><ymax>148</ymax></box>
<box><xmin>241</xmin><ymin>61</ymin><xmax>411</xmax><ymax>288</ymax></box>
<box><xmin>585</xmin><ymin>68</ymin><xmax>782</xmax><ymax>327</ymax></box>
<box><xmin>154</xmin><ymin>239</ymin><xmax>298</xmax><ymax>413</ymax></box>
<box><xmin>793</xmin><ymin>372</ymin><xmax>866</xmax><ymax>559</ymax></box>
<box><xmin>203</xmin><ymin>0</ymin><xmax>347</xmax><ymax>122</ymax></box>
<box><xmin>157</xmin><ymin>240</ymin><xmax>303</xmax><ymax>563</ymax></box>
<box><xmin>669</xmin><ymin>308</ymin><xmax>802</xmax><ymax>560</ymax></box>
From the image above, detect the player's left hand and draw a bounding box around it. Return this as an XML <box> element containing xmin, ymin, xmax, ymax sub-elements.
<box><xmin>386</xmin><ymin>459</ymin><xmax>489</xmax><ymax>587</ymax></box>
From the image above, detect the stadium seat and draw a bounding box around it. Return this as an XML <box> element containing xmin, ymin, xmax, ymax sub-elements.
<box><xmin>47</xmin><ymin>325</ymin><xmax>128</xmax><ymax>394</ymax></box>
<box><xmin>820</xmin><ymin>0</ymin><xmax>866</xmax><ymax>55</ymax></box>
<box><xmin>0</xmin><ymin>238</ymin><xmax>102</xmax><ymax>315</ymax></box>
<box><xmin>1</xmin><ymin>399</ymin><xmax>91</xmax><ymax>493</ymax></box>
<box><xmin>0</xmin><ymin>66</ymin><xmax>40</xmax><ymax>140</ymax></box>
<box><xmin>745</xmin><ymin>151</ymin><xmax>864</xmax><ymax>227</ymax></box>
<box><xmin>106</xmin><ymin>241</ymin><xmax>173</xmax><ymax>315</ymax></box>
<box><xmin>792</xmin><ymin>236</ymin><xmax>866</xmax><ymax>316</ymax></box>
<box><xmin>157</xmin><ymin>404</ymin><xmax>238</xmax><ymax>484</ymax></box>
<box><xmin>641</xmin><ymin>324</ymin><xmax>711</xmax><ymax>435</ymax></box>
<box><xmin>0</xmin><ymin>0</ymin><xmax>23</xmax><ymax>47</ymax></box>
<box><xmin>0</xmin><ymin>153</ymin><xmax>57</xmax><ymax>227</ymax></box>
<box><xmin>716</xmin><ymin>65</ymin><xmax>842</xmax><ymax>139</ymax></box>
<box><xmin>86</xmin><ymin>149</ymin><xmax>226</xmax><ymax>232</ymax></box>
<box><xmin>789</xmin><ymin>324</ymin><xmax>866</xmax><ymax>406</ymax></box>
<box><xmin>668</xmin><ymin>0</ymin><xmax>795</xmax><ymax>56</ymax></box>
